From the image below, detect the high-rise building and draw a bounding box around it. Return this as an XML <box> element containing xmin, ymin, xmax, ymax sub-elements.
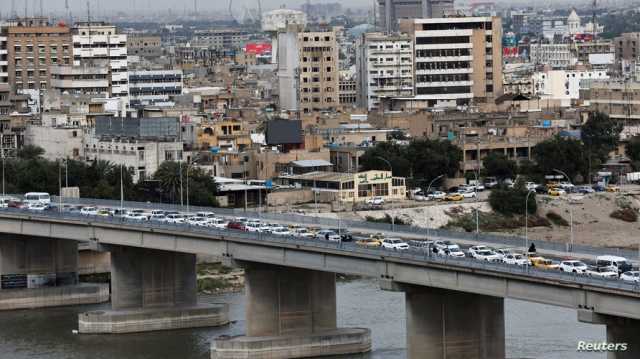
<box><xmin>0</xmin><ymin>34</ymin><xmax>7</xmax><ymax>85</ymax></box>
<box><xmin>377</xmin><ymin>0</ymin><xmax>454</xmax><ymax>32</ymax></box>
<box><xmin>129</xmin><ymin>69</ymin><xmax>183</xmax><ymax>107</ymax></box>
<box><xmin>402</xmin><ymin>16</ymin><xmax>503</xmax><ymax>108</ymax></box>
<box><xmin>72</xmin><ymin>22</ymin><xmax>128</xmax><ymax>106</ymax></box>
<box><xmin>298</xmin><ymin>30</ymin><xmax>339</xmax><ymax>113</ymax></box>
<box><xmin>356</xmin><ymin>32</ymin><xmax>414</xmax><ymax>111</ymax></box>
<box><xmin>3</xmin><ymin>17</ymin><xmax>72</xmax><ymax>93</ymax></box>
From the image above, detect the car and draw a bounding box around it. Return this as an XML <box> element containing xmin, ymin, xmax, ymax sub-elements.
<box><xmin>316</xmin><ymin>229</ymin><xmax>341</xmax><ymax>241</ymax></box>
<box><xmin>150</xmin><ymin>210</ymin><xmax>166</xmax><ymax>217</ymax></box>
<box><xmin>585</xmin><ymin>266</ymin><xmax>619</xmax><ymax>279</ymax></box>
<box><xmin>28</xmin><ymin>203</ymin><xmax>48</xmax><ymax>212</ymax></box>
<box><xmin>559</xmin><ymin>260</ymin><xmax>588</xmax><ymax>274</ymax></box>
<box><xmin>96</xmin><ymin>209</ymin><xmax>112</xmax><ymax>217</ymax></box>
<box><xmin>328</xmin><ymin>229</ymin><xmax>354</xmax><ymax>242</ymax></box>
<box><xmin>503</xmin><ymin>253</ymin><xmax>531</xmax><ymax>266</ymax></box>
<box><xmin>165</xmin><ymin>213</ymin><xmax>186</xmax><ymax>224</ymax></box>
<box><xmin>442</xmin><ymin>244</ymin><xmax>465</xmax><ymax>258</ymax></box>
<box><xmin>292</xmin><ymin>227</ymin><xmax>315</xmax><ymax>238</ymax></box>
<box><xmin>492</xmin><ymin>248</ymin><xmax>513</xmax><ymax>261</ymax></box>
<box><xmin>227</xmin><ymin>221</ymin><xmax>247</xmax><ymax>231</ymax></box>
<box><xmin>434</xmin><ymin>240</ymin><xmax>454</xmax><ymax>251</ymax></box>
<box><xmin>123</xmin><ymin>213</ymin><xmax>147</xmax><ymax>221</ymax></box>
<box><xmin>271</xmin><ymin>227</ymin><xmax>292</xmax><ymax>236</ymax></box>
<box><xmin>484</xmin><ymin>177</ymin><xmax>499</xmax><ymax>189</ymax></box>
<box><xmin>413</xmin><ymin>191</ymin><xmax>426</xmax><ymax>201</ymax></box>
<box><xmin>558</xmin><ymin>181</ymin><xmax>575</xmax><ymax>190</ymax></box>
<box><xmin>620</xmin><ymin>271</ymin><xmax>640</xmax><ymax>283</ymax></box>
<box><xmin>408</xmin><ymin>240</ymin><xmax>434</xmax><ymax>252</ymax></box>
<box><xmin>381</xmin><ymin>238</ymin><xmax>410</xmax><ymax>250</ymax></box>
<box><xmin>187</xmin><ymin>217</ymin><xmax>209</xmax><ymax>226</ymax></box>
<box><xmin>366</xmin><ymin>197</ymin><xmax>385</xmax><ymax>205</ymax></box>
<box><xmin>80</xmin><ymin>207</ymin><xmax>99</xmax><ymax>216</ymax></box>
<box><xmin>356</xmin><ymin>238</ymin><xmax>382</xmax><ymax>247</ymax></box>
<box><xmin>472</xmin><ymin>249</ymin><xmax>502</xmax><ymax>262</ymax></box>
<box><xmin>149</xmin><ymin>213</ymin><xmax>166</xmax><ymax>222</ymax></box>
<box><xmin>548</xmin><ymin>188</ymin><xmax>566</xmax><ymax>196</ymax></box>
<box><xmin>245</xmin><ymin>222</ymin><xmax>264</xmax><ymax>232</ymax></box>
<box><xmin>427</xmin><ymin>191</ymin><xmax>446</xmax><ymax>200</ymax></box>
<box><xmin>445</xmin><ymin>193</ymin><xmax>464</xmax><ymax>201</ymax></box>
<box><xmin>208</xmin><ymin>218</ymin><xmax>228</xmax><ymax>229</ymax></box>
<box><xmin>529</xmin><ymin>255</ymin><xmax>560</xmax><ymax>270</ymax></box>
<box><xmin>196</xmin><ymin>211</ymin><xmax>216</xmax><ymax>219</ymax></box>
<box><xmin>606</xmin><ymin>185</ymin><xmax>620</xmax><ymax>193</ymax></box>
<box><xmin>457</xmin><ymin>189</ymin><xmax>477</xmax><ymax>199</ymax></box>
<box><xmin>576</xmin><ymin>185</ymin><xmax>595</xmax><ymax>194</ymax></box>
<box><xmin>235</xmin><ymin>217</ymin><xmax>249</xmax><ymax>223</ymax></box>
<box><xmin>468</xmin><ymin>245</ymin><xmax>490</xmax><ymax>257</ymax></box>
<box><xmin>596</xmin><ymin>255</ymin><xmax>633</xmax><ymax>275</ymax></box>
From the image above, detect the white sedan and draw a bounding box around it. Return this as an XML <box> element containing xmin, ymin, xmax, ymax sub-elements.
<box><xmin>381</xmin><ymin>238</ymin><xmax>410</xmax><ymax>250</ymax></box>
<box><xmin>559</xmin><ymin>260</ymin><xmax>588</xmax><ymax>274</ymax></box>
<box><xmin>468</xmin><ymin>245</ymin><xmax>490</xmax><ymax>257</ymax></box>
<box><xmin>208</xmin><ymin>218</ymin><xmax>228</xmax><ymax>229</ymax></box>
<box><xmin>80</xmin><ymin>207</ymin><xmax>99</xmax><ymax>216</ymax></box>
<box><xmin>585</xmin><ymin>266</ymin><xmax>618</xmax><ymax>279</ymax></box>
<box><xmin>503</xmin><ymin>253</ymin><xmax>531</xmax><ymax>266</ymax></box>
<box><xmin>366</xmin><ymin>197</ymin><xmax>385</xmax><ymax>205</ymax></box>
<box><xmin>621</xmin><ymin>271</ymin><xmax>640</xmax><ymax>283</ymax></box>
<box><xmin>187</xmin><ymin>217</ymin><xmax>209</xmax><ymax>227</ymax></box>
<box><xmin>427</xmin><ymin>191</ymin><xmax>446</xmax><ymax>200</ymax></box>
<box><xmin>472</xmin><ymin>249</ymin><xmax>501</xmax><ymax>262</ymax></box>
<box><xmin>271</xmin><ymin>227</ymin><xmax>292</xmax><ymax>236</ymax></box>
<box><xmin>123</xmin><ymin>213</ymin><xmax>147</xmax><ymax>221</ymax></box>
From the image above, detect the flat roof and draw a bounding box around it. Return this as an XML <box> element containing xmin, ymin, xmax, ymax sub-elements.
<box><xmin>290</xmin><ymin>159</ymin><xmax>333</xmax><ymax>168</ymax></box>
<box><xmin>283</xmin><ymin>171</ymin><xmax>354</xmax><ymax>182</ymax></box>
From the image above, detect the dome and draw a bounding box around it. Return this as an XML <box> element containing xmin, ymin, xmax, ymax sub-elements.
<box><xmin>568</xmin><ymin>9</ymin><xmax>580</xmax><ymax>22</ymax></box>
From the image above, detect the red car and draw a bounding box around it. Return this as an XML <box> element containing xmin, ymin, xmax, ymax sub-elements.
<box><xmin>8</xmin><ymin>201</ymin><xmax>28</xmax><ymax>209</ymax></box>
<box><xmin>226</xmin><ymin>221</ymin><xmax>247</xmax><ymax>231</ymax></box>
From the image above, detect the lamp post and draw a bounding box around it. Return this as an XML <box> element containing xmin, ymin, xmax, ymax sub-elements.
<box><xmin>553</xmin><ymin>168</ymin><xmax>573</xmax><ymax>252</ymax></box>
<box><xmin>524</xmin><ymin>189</ymin><xmax>535</xmax><ymax>252</ymax></box>
<box><xmin>120</xmin><ymin>163</ymin><xmax>124</xmax><ymax>213</ymax></box>
<box><xmin>2</xmin><ymin>151</ymin><xmax>5</xmax><ymax>198</ymax></box>
<box><xmin>375</xmin><ymin>156</ymin><xmax>394</xmax><ymax>231</ymax></box>
<box><xmin>472</xmin><ymin>170</ymin><xmax>480</xmax><ymax>237</ymax></box>
<box><xmin>58</xmin><ymin>160</ymin><xmax>62</xmax><ymax>213</ymax></box>
<box><xmin>425</xmin><ymin>174</ymin><xmax>444</xmax><ymax>240</ymax></box>
<box><xmin>179</xmin><ymin>161</ymin><xmax>184</xmax><ymax>209</ymax></box>
<box><xmin>186</xmin><ymin>161</ymin><xmax>198</xmax><ymax>214</ymax></box>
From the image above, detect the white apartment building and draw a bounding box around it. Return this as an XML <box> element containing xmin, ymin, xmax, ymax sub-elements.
<box><xmin>72</xmin><ymin>23</ymin><xmax>128</xmax><ymax>106</ymax></box>
<box><xmin>402</xmin><ymin>16</ymin><xmax>503</xmax><ymax>108</ymax></box>
<box><xmin>356</xmin><ymin>32</ymin><xmax>414</xmax><ymax>111</ymax></box>
<box><xmin>0</xmin><ymin>35</ymin><xmax>7</xmax><ymax>85</ymax></box>
<box><xmin>532</xmin><ymin>69</ymin><xmax>609</xmax><ymax>105</ymax></box>
<box><xmin>50</xmin><ymin>61</ymin><xmax>110</xmax><ymax>96</ymax></box>
<box><xmin>529</xmin><ymin>43</ymin><xmax>577</xmax><ymax>69</ymax></box>
<box><xmin>129</xmin><ymin>69</ymin><xmax>183</xmax><ymax>107</ymax></box>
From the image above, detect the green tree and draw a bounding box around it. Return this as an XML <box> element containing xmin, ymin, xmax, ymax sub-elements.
<box><xmin>488</xmin><ymin>182</ymin><xmax>537</xmax><ymax>216</ymax></box>
<box><xmin>482</xmin><ymin>153</ymin><xmax>517</xmax><ymax>180</ymax></box>
<box><xmin>17</xmin><ymin>145</ymin><xmax>45</xmax><ymax>160</ymax></box>
<box><xmin>154</xmin><ymin>161</ymin><xmax>184</xmax><ymax>203</ymax></box>
<box><xmin>408</xmin><ymin>139</ymin><xmax>462</xmax><ymax>188</ymax></box>
<box><xmin>532</xmin><ymin>136</ymin><xmax>586</xmax><ymax>182</ymax></box>
<box><xmin>582</xmin><ymin>112</ymin><xmax>622</xmax><ymax>177</ymax></box>
<box><xmin>626</xmin><ymin>136</ymin><xmax>640</xmax><ymax>170</ymax></box>
<box><xmin>360</xmin><ymin>142</ymin><xmax>412</xmax><ymax>178</ymax></box>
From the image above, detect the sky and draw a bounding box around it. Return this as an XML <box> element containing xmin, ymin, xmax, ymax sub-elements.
<box><xmin>4</xmin><ymin>0</ymin><xmax>374</xmax><ymax>15</ymax></box>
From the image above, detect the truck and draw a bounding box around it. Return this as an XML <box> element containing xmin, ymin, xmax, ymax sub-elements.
<box><xmin>626</xmin><ymin>172</ymin><xmax>640</xmax><ymax>183</ymax></box>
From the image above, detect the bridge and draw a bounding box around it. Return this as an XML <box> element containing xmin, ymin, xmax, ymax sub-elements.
<box><xmin>0</xmin><ymin>208</ymin><xmax>638</xmax><ymax>359</ymax></box>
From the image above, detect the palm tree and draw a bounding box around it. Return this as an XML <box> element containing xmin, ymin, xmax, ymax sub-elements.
<box><xmin>154</xmin><ymin>161</ymin><xmax>183</xmax><ymax>203</ymax></box>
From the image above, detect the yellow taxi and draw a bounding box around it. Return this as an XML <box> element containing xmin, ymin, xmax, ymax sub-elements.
<box><xmin>356</xmin><ymin>238</ymin><xmax>382</xmax><ymax>247</ymax></box>
<box><xmin>445</xmin><ymin>193</ymin><xmax>464</xmax><ymax>201</ymax></box>
<box><xmin>530</xmin><ymin>256</ymin><xmax>560</xmax><ymax>270</ymax></box>
<box><xmin>606</xmin><ymin>185</ymin><xmax>620</xmax><ymax>193</ymax></box>
<box><xmin>547</xmin><ymin>188</ymin><xmax>566</xmax><ymax>196</ymax></box>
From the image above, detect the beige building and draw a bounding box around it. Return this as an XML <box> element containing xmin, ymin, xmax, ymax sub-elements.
<box><xmin>278</xmin><ymin>170</ymin><xmax>406</xmax><ymax>203</ymax></box>
<box><xmin>298</xmin><ymin>30</ymin><xmax>339</xmax><ymax>113</ymax></box>
<box><xmin>4</xmin><ymin>17</ymin><xmax>72</xmax><ymax>92</ymax></box>
<box><xmin>400</xmin><ymin>16</ymin><xmax>503</xmax><ymax>108</ymax></box>
<box><xmin>127</xmin><ymin>35</ymin><xmax>162</xmax><ymax>58</ymax></box>
<box><xmin>582</xmin><ymin>81</ymin><xmax>640</xmax><ymax>123</ymax></box>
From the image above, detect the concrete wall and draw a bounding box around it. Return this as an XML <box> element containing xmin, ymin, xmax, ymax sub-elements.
<box><xmin>109</xmin><ymin>245</ymin><xmax>196</xmax><ymax>310</ymax></box>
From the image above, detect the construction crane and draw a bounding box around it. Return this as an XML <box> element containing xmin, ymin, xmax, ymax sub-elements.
<box><xmin>592</xmin><ymin>0</ymin><xmax>597</xmax><ymax>40</ymax></box>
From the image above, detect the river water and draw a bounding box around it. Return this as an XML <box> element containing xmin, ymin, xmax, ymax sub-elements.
<box><xmin>0</xmin><ymin>279</ymin><xmax>605</xmax><ymax>359</ymax></box>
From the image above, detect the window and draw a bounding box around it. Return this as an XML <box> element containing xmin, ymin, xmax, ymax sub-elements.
<box><xmin>138</xmin><ymin>150</ymin><xmax>145</xmax><ymax>161</ymax></box>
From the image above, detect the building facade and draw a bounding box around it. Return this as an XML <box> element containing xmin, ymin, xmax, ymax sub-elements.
<box><xmin>403</xmin><ymin>16</ymin><xmax>503</xmax><ymax>108</ymax></box>
<box><xmin>298</xmin><ymin>30</ymin><xmax>339</xmax><ymax>113</ymax></box>
<box><xmin>72</xmin><ymin>23</ymin><xmax>128</xmax><ymax>105</ymax></box>
<box><xmin>127</xmin><ymin>35</ymin><xmax>162</xmax><ymax>58</ymax></box>
<box><xmin>356</xmin><ymin>32</ymin><xmax>414</xmax><ymax>111</ymax></box>
<box><xmin>529</xmin><ymin>43</ymin><xmax>576</xmax><ymax>68</ymax></box>
<box><xmin>129</xmin><ymin>69</ymin><xmax>183</xmax><ymax>107</ymax></box>
<box><xmin>50</xmin><ymin>61</ymin><xmax>110</xmax><ymax>96</ymax></box>
<box><xmin>377</xmin><ymin>0</ymin><xmax>454</xmax><ymax>32</ymax></box>
<box><xmin>192</xmin><ymin>29</ymin><xmax>249</xmax><ymax>50</ymax></box>
<box><xmin>4</xmin><ymin>18</ymin><xmax>72</xmax><ymax>92</ymax></box>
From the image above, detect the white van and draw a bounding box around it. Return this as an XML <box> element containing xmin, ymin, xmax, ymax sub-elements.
<box><xmin>596</xmin><ymin>255</ymin><xmax>632</xmax><ymax>274</ymax></box>
<box><xmin>24</xmin><ymin>192</ymin><xmax>51</xmax><ymax>206</ymax></box>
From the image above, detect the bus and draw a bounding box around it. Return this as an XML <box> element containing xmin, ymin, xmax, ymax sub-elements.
<box><xmin>24</xmin><ymin>192</ymin><xmax>51</xmax><ymax>206</ymax></box>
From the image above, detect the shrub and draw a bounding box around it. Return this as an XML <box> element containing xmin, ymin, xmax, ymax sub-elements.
<box><xmin>546</xmin><ymin>211</ymin><xmax>569</xmax><ymax>226</ymax></box>
<box><xmin>610</xmin><ymin>208</ymin><xmax>638</xmax><ymax>222</ymax></box>
<box><xmin>365</xmin><ymin>214</ymin><xmax>409</xmax><ymax>225</ymax></box>
<box><xmin>488</xmin><ymin>184</ymin><xmax>537</xmax><ymax>216</ymax></box>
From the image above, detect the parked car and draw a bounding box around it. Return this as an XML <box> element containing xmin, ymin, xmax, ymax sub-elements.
<box><xmin>366</xmin><ymin>197</ymin><xmax>385</xmax><ymax>205</ymax></box>
<box><xmin>472</xmin><ymin>249</ymin><xmax>501</xmax><ymax>262</ymax></box>
<box><xmin>227</xmin><ymin>221</ymin><xmax>247</xmax><ymax>231</ymax></box>
<box><xmin>606</xmin><ymin>185</ymin><xmax>620</xmax><ymax>193</ymax></box>
<box><xmin>548</xmin><ymin>188</ymin><xmax>566</xmax><ymax>196</ymax></box>
<box><xmin>293</xmin><ymin>227</ymin><xmax>315</xmax><ymax>238</ymax></box>
<box><xmin>434</xmin><ymin>240</ymin><xmax>454</xmax><ymax>251</ymax></box>
<box><xmin>165</xmin><ymin>213</ymin><xmax>185</xmax><ymax>224</ymax></box>
<box><xmin>356</xmin><ymin>238</ymin><xmax>382</xmax><ymax>247</ymax></box>
<box><xmin>413</xmin><ymin>191</ymin><xmax>426</xmax><ymax>201</ymax></box>
<box><xmin>585</xmin><ymin>266</ymin><xmax>619</xmax><ymax>279</ymax></box>
<box><xmin>503</xmin><ymin>253</ymin><xmax>531</xmax><ymax>266</ymax></box>
<box><xmin>576</xmin><ymin>185</ymin><xmax>595</xmax><ymax>194</ymax></box>
<box><xmin>468</xmin><ymin>245</ymin><xmax>490</xmax><ymax>257</ymax></box>
<box><xmin>558</xmin><ymin>181</ymin><xmax>575</xmax><ymax>190</ymax></box>
<box><xmin>596</xmin><ymin>255</ymin><xmax>633</xmax><ymax>275</ymax></box>
<box><xmin>445</xmin><ymin>193</ymin><xmax>464</xmax><ymax>201</ymax></box>
<box><xmin>196</xmin><ymin>211</ymin><xmax>216</xmax><ymax>219</ymax></box>
<box><xmin>427</xmin><ymin>191</ymin><xmax>446</xmax><ymax>201</ymax></box>
<box><xmin>620</xmin><ymin>271</ymin><xmax>640</xmax><ymax>283</ymax></box>
<box><xmin>457</xmin><ymin>189</ymin><xmax>477</xmax><ymax>199</ymax></box>
<box><xmin>559</xmin><ymin>260</ymin><xmax>588</xmax><ymax>274</ymax></box>
<box><xmin>245</xmin><ymin>222</ymin><xmax>263</xmax><ymax>232</ymax></box>
<box><xmin>381</xmin><ymin>238</ymin><xmax>410</xmax><ymax>250</ymax></box>
<box><xmin>149</xmin><ymin>213</ymin><xmax>166</xmax><ymax>222</ymax></box>
<box><xmin>187</xmin><ymin>217</ymin><xmax>209</xmax><ymax>226</ymax></box>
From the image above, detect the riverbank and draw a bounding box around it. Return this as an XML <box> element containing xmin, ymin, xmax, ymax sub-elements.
<box><xmin>196</xmin><ymin>262</ymin><xmax>244</xmax><ymax>295</ymax></box>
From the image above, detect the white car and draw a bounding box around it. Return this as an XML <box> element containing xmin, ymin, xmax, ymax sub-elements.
<box><xmin>457</xmin><ymin>189</ymin><xmax>477</xmax><ymax>198</ymax></box>
<box><xmin>150</xmin><ymin>210</ymin><xmax>166</xmax><ymax>217</ymax></box>
<box><xmin>558</xmin><ymin>181</ymin><xmax>575</xmax><ymax>190</ymax></box>
<box><xmin>165</xmin><ymin>213</ymin><xmax>186</xmax><ymax>224</ymax></box>
<box><xmin>208</xmin><ymin>218</ymin><xmax>228</xmax><ymax>229</ymax></box>
<box><xmin>620</xmin><ymin>271</ymin><xmax>640</xmax><ymax>283</ymax></box>
<box><xmin>28</xmin><ymin>203</ymin><xmax>48</xmax><ymax>212</ymax></box>
<box><xmin>245</xmin><ymin>222</ymin><xmax>263</xmax><ymax>232</ymax></box>
<box><xmin>472</xmin><ymin>249</ymin><xmax>502</xmax><ymax>262</ymax></box>
<box><xmin>316</xmin><ymin>229</ymin><xmax>341</xmax><ymax>241</ymax></box>
<box><xmin>444</xmin><ymin>244</ymin><xmax>465</xmax><ymax>257</ymax></box>
<box><xmin>434</xmin><ymin>240</ymin><xmax>455</xmax><ymax>251</ymax></box>
<box><xmin>187</xmin><ymin>217</ymin><xmax>209</xmax><ymax>226</ymax></box>
<box><xmin>559</xmin><ymin>260</ymin><xmax>588</xmax><ymax>274</ymax></box>
<box><xmin>123</xmin><ymin>213</ymin><xmax>147</xmax><ymax>221</ymax></box>
<box><xmin>366</xmin><ymin>197</ymin><xmax>385</xmax><ymax>205</ymax></box>
<box><xmin>271</xmin><ymin>227</ymin><xmax>292</xmax><ymax>236</ymax></box>
<box><xmin>293</xmin><ymin>228</ymin><xmax>315</xmax><ymax>238</ymax></box>
<box><xmin>381</xmin><ymin>238</ymin><xmax>410</xmax><ymax>250</ymax></box>
<box><xmin>468</xmin><ymin>245</ymin><xmax>490</xmax><ymax>257</ymax></box>
<box><xmin>503</xmin><ymin>253</ymin><xmax>531</xmax><ymax>266</ymax></box>
<box><xmin>585</xmin><ymin>266</ymin><xmax>619</xmax><ymax>279</ymax></box>
<box><xmin>427</xmin><ymin>191</ymin><xmax>446</xmax><ymax>200</ymax></box>
<box><xmin>492</xmin><ymin>248</ymin><xmax>512</xmax><ymax>261</ymax></box>
<box><xmin>80</xmin><ymin>207</ymin><xmax>99</xmax><ymax>216</ymax></box>
<box><xmin>149</xmin><ymin>214</ymin><xmax>167</xmax><ymax>222</ymax></box>
<box><xmin>196</xmin><ymin>211</ymin><xmax>216</xmax><ymax>219</ymax></box>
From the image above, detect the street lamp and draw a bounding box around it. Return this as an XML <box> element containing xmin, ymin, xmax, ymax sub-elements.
<box><xmin>553</xmin><ymin>168</ymin><xmax>573</xmax><ymax>252</ymax></box>
<box><xmin>472</xmin><ymin>170</ymin><xmax>480</xmax><ymax>237</ymax></box>
<box><xmin>1</xmin><ymin>150</ymin><xmax>5</xmax><ymax>198</ymax></box>
<box><xmin>425</xmin><ymin>174</ymin><xmax>444</xmax><ymax>240</ymax></box>
<box><xmin>375</xmin><ymin>156</ymin><xmax>394</xmax><ymax>231</ymax></box>
<box><xmin>186</xmin><ymin>160</ymin><xmax>198</xmax><ymax>214</ymax></box>
<box><xmin>120</xmin><ymin>164</ymin><xmax>125</xmax><ymax>213</ymax></box>
<box><xmin>524</xmin><ymin>189</ymin><xmax>535</xmax><ymax>252</ymax></box>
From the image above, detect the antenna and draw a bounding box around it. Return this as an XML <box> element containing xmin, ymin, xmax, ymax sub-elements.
<box><xmin>10</xmin><ymin>0</ymin><xmax>15</xmax><ymax>18</ymax></box>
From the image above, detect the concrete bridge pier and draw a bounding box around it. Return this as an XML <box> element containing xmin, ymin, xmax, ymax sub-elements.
<box><xmin>212</xmin><ymin>262</ymin><xmax>371</xmax><ymax>359</ymax></box>
<box><xmin>405</xmin><ymin>286</ymin><xmax>505</xmax><ymax>359</ymax></box>
<box><xmin>0</xmin><ymin>235</ymin><xmax>109</xmax><ymax>310</ymax></box>
<box><xmin>78</xmin><ymin>246</ymin><xmax>229</xmax><ymax>334</ymax></box>
<box><xmin>578</xmin><ymin>310</ymin><xmax>640</xmax><ymax>359</ymax></box>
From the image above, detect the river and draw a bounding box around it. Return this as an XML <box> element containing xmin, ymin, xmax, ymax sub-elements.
<box><xmin>0</xmin><ymin>279</ymin><xmax>605</xmax><ymax>359</ymax></box>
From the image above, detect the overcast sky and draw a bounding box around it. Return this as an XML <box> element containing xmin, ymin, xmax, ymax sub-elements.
<box><xmin>5</xmin><ymin>0</ymin><xmax>374</xmax><ymax>14</ymax></box>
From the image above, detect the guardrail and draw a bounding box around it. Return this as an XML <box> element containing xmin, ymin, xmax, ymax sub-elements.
<box><xmin>50</xmin><ymin>196</ymin><xmax>640</xmax><ymax>261</ymax></box>
<box><xmin>1</xmin><ymin>206</ymin><xmax>639</xmax><ymax>294</ymax></box>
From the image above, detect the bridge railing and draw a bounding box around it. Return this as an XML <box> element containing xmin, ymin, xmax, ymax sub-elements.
<box><xmin>51</xmin><ymin>196</ymin><xmax>640</xmax><ymax>261</ymax></box>
<box><xmin>2</xmin><ymin>206</ymin><xmax>640</xmax><ymax>294</ymax></box>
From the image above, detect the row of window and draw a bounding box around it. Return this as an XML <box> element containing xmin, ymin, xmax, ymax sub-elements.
<box><xmin>302</xmin><ymin>66</ymin><xmax>333</xmax><ymax>73</ymax></box>
<box><xmin>416</xmin><ymin>48</ymin><xmax>471</xmax><ymax>57</ymax></box>
<box><xmin>302</xmin><ymin>56</ymin><xmax>332</xmax><ymax>62</ymax></box>
<box><xmin>416</xmin><ymin>61</ymin><xmax>471</xmax><ymax>70</ymax></box>
<box><xmin>416</xmin><ymin>74</ymin><xmax>470</xmax><ymax>83</ymax></box>
<box><xmin>301</xmin><ymin>87</ymin><xmax>335</xmax><ymax>93</ymax></box>
<box><xmin>301</xmin><ymin>97</ymin><xmax>335</xmax><ymax>103</ymax></box>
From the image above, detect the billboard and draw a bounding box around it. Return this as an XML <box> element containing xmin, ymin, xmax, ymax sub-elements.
<box><xmin>244</xmin><ymin>43</ymin><xmax>272</xmax><ymax>55</ymax></box>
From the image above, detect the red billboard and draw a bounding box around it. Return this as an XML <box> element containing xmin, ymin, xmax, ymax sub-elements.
<box><xmin>244</xmin><ymin>43</ymin><xmax>272</xmax><ymax>55</ymax></box>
